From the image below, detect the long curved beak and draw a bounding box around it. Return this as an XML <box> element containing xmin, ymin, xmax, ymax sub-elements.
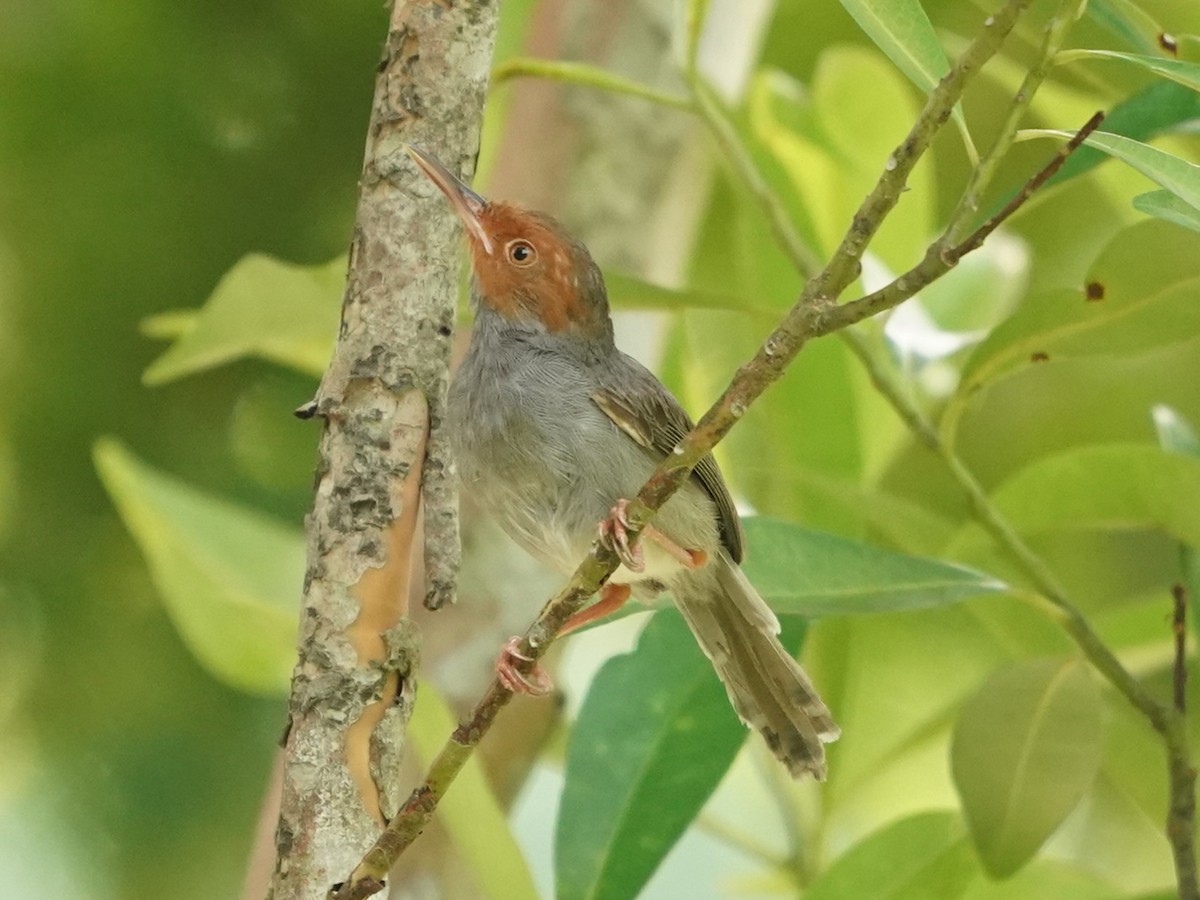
<box><xmin>405</xmin><ymin>145</ymin><xmax>494</xmax><ymax>256</ymax></box>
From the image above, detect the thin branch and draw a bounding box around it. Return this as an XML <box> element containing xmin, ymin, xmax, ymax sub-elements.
<box><xmin>825</xmin><ymin>110</ymin><xmax>1105</xmax><ymax>330</ymax></box>
<box><xmin>328</xmin><ymin>4</ymin><xmax>1034</xmax><ymax>896</ymax></box>
<box><xmin>942</xmin><ymin>0</ymin><xmax>1090</xmax><ymax>245</ymax></box>
<box><xmin>1174</xmin><ymin>583</ymin><xmax>1188</xmax><ymax>715</ymax></box>
<box><xmin>690</xmin><ymin>78</ymin><xmax>824</xmax><ymax>278</ymax></box>
<box><xmin>491</xmin><ymin>59</ymin><xmax>694</xmax><ymax>112</ymax></box>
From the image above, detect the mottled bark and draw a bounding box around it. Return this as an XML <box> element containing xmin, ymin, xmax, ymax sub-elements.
<box><xmin>268</xmin><ymin>2</ymin><xmax>498</xmax><ymax>898</ymax></box>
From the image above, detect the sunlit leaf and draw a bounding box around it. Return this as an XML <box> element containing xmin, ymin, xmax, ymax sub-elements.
<box><xmin>952</xmin><ymin>659</ymin><xmax>1105</xmax><ymax>877</ymax></box>
<box><xmin>1028</xmin><ymin>129</ymin><xmax>1200</xmax><ymax>212</ymax></box>
<box><xmin>835</xmin><ymin>0</ymin><xmax>974</xmax><ymax>156</ymax></box>
<box><xmin>93</xmin><ymin>438</ymin><xmax>300</xmax><ymax>694</ymax></box>
<box><xmin>555</xmin><ymin>610</ymin><xmax>808</xmax><ymax>900</ymax></box>
<box><xmin>409</xmin><ymin>685</ymin><xmax>538</xmax><ymax>900</ymax></box>
<box><xmin>604</xmin><ymin>271</ymin><xmax>768</xmax><ymax>315</ymax></box>
<box><xmin>1153</xmin><ymin>405</ymin><xmax>1200</xmax><ymax>643</ymax></box>
<box><xmin>1047</xmin><ymin>81</ymin><xmax>1200</xmax><ymax>188</ymax></box>
<box><xmin>741</xmin><ymin>517</ymin><xmax>1006</xmax><ymax>617</ymax></box>
<box><xmin>1133</xmin><ymin>189</ymin><xmax>1200</xmax><ymax>233</ymax></box>
<box><xmin>1085</xmin><ymin>0</ymin><xmax>1165</xmax><ymax>54</ymax></box>
<box><xmin>1058</xmin><ymin>49</ymin><xmax>1200</xmax><ymax>95</ymax></box>
<box><xmin>956</xmin><ymin>221</ymin><xmax>1200</xmax><ymax>400</ymax></box>
<box><xmin>950</xmin><ymin>443</ymin><xmax>1200</xmax><ymax>554</ymax></box>
<box><xmin>805</xmin><ymin>811</ymin><xmax>978</xmax><ymax>900</ymax></box>
<box><xmin>143</xmin><ymin>254</ymin><xmax>344</xmax><ymax>384</ymax></box>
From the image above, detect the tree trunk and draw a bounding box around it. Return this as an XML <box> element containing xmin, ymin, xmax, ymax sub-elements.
<box><xmin>268</xmin><ymin>2</ymin><xmax>498</xmax><ymax>897</ymax></box>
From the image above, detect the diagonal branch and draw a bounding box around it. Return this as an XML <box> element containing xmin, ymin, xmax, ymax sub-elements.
<box><xmin>329</xmin><ymin>3</ymin><xmax>1035</xmax><ymax>896</ymax></box>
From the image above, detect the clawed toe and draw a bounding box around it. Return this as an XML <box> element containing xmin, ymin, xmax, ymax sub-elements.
<box><xmin>496</xmin><ymin>636</ymin><xmax>553</xmax><ymax>696</ymax></box>
<box><xmin>597</xmin><ymin>498</ymin><xmax>645</xmax><ymax>572</ymax></box>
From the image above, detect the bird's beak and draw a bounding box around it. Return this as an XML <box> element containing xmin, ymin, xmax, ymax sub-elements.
<box><xmin>405</xmin><ymin>145</ymin><xmax>494</xmax><ymax>256</ymax></box>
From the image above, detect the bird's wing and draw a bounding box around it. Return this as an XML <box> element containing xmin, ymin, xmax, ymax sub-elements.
<box><xmin>592</xmin><ymin>361</ymin><xmax>744</xmax><ymax>563</ymax></box>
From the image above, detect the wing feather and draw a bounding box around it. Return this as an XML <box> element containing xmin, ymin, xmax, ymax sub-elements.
<box><xmin>592</xmin><ymin>375</ymin><xmax>744</xmax><ymax>563</ymax></box>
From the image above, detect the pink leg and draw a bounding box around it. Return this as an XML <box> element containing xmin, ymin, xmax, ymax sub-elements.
<box><xmin>560</xmin><ymin>583</ymin><xmax>632</xmax><ymax>637</ymax></box>
<box><xmin>598</xmin><ymin>498</ymin><xmax>708</xmax><ymax>572</ymax></box>
<box><xmin>495</xmin><ymin>637</ymin><xmax>553</xmax><ymax>696</ymax></box>
<box><xmin>643</xmin><ymin>525</ymin><xmax>708</xmax><ymax>569</ymax></box>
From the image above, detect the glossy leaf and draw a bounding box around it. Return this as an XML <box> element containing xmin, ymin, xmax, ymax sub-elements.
<box><xmin>956</xmin><ymin>221</ymin><xmax>1200</xmax><ymax>399</ymax></box>
<box><xmin>604</xmin><ymin>271</ymin><xmax>768</xmax><ymax>316</ymax></box>
<box><xmin>1048</xmin><ymin>81</ymin><xmax>1200</xmax><ymax>188</ymax></box>
<box><xmin>1154</xmin><ymin>406</ymin><xmax>1200</xmax><ymax>642</ymax></box>
<box><xmin>1133</xmin><ymin>189</ymin><xmax>1200</xmax><ymax>233</ymax></box>
<box><xmin>555</xmin><ymin>610</ymin><xmax>808</xmax><ymax>900</ymax></box>
<box><xmin>835</xmin><ymin>0</ymin><xmax>973</xmax><ymax>155</ymax></box>
<box><xmin>93</xmin><ymin>438</ymin><xmax>300</xmax><ymax>694</ymax></box>
<box><xmin>143</xmin><ymin>253</ymin><xmax>344</xmax><ymax>384</ymax></box>
<box><xmin>952</xmin><ymin>659</ymin><xmax>1105</xmax><ymax>877</ymax></box>
<box><xmin>409</xmin><ymin>685</ymin><xmax>538</xmax><ymax>900</ymax></box>
<box><xmin>805</xmin><ymin>811</ymin><xmax>978</xmax><ymax>900</ymax></box>
<box><xmin>1085</xmin><ymin>0</ymin><xmax>1164</xmax><ymax>54</ymax></box>
<box><xmin>1058</xmin><ymin>49</ymin><xmax>1200</xmax><ymax>95</ymax></box>
<box><xmin>952</xmin><ymin>443</ymin><xmax>1200</xmax><ymax>554</ymax></box>
<box><xmin>741</xmin><ymin>517</ymin><xmax>1007</xmax><ymax>617</ymax></box>
<box><xmin>1029</xmin><ymin>129</ymin><xmax>1200</xmax><ymax>212</ymax></box>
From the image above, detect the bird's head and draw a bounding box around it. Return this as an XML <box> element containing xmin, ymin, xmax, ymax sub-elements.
<box><xmin>407</xmin><ymin>145</ymin><xmax>611</xmax><ymax>340</ymax></box>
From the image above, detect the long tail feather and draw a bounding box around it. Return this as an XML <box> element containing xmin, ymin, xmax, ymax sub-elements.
<box><xmin>672</xmin><ymin>551</ymin><xmax>838</xmax><ymax>780</ymax></box>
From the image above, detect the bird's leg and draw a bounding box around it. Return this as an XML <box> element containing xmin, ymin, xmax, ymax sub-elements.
<box><xmin>560</xmin><ymin>583</ymin><xmax>632</xmax><ymax>637</ymax></box>
<box><xmin>495</xmin><ymin>637</ymin><xmax>553</xmax><ymax>696</ymax></box>
<box><xmin>643</xmin><ymin>526</ymin><xmax>708</xmax><ymax>569</ymax></box>
<box><xmin>495</xmin><ymin>584</ymin><xmax>633</xmax><ymax>695</ymax></box>
<box><xmin>599</xmin><ymin>499</ymin><xmax>709</xmax><ymax>571</ymax></box>
<box><xmin>597</xmin><ymin>498</ymin><xmax>644</xmax><ymax>572</ymax></box>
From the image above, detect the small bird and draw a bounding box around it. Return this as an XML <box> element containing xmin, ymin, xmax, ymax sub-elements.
<box><xmin>408</xmin><ymin>146</ymin><xmax>839</xmax><ymax>779</ymax></box>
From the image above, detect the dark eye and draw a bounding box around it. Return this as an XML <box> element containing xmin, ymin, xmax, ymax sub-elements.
<box><xmin>506</xmin><ymin>240</ymin><xmax>536</xmax><ymax>266</ymax></box>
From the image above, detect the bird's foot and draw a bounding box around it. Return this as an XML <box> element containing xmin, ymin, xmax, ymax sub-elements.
<box><xmin>597</xmin><ymin>498</ymin><xmax>644</xmax><ymax>572</ymax></box>
<box><xmin>644</xmin><ymin>526</ymin><xmax>708</xmax><ymax>570</ymax></box>
<box><xmin>495</xmin><ymin>637</ymin><xmax>553</xmax><ymax>696</ymax></box>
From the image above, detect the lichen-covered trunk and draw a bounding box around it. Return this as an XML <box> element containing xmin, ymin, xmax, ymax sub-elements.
<box><xmin>268</xmin><ymin>2</ymin><xmax>498</xmax><ymax>898</ymax></box>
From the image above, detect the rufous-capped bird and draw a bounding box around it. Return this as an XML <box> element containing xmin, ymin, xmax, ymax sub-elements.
<box><xmin>408</xmin><ymin>146</ymin><xmax>838</xmax><ymax>779</ymax></box>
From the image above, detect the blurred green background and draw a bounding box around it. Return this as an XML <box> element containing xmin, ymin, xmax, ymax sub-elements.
<box><xmin>0</xmin><ymin>2</ymin><xmax>382</xmax><ymax>896</ymax></box>
<box><xmin>4</xmin><ymin>0</ymin><xmax>1200</xmax><ymax>898</ymax></box>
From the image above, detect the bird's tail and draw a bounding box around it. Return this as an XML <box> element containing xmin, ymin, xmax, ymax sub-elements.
<box><xmin>672</xmin><ymin>551</ymin><xmax>839</xmax><ymax>780</ymax></box>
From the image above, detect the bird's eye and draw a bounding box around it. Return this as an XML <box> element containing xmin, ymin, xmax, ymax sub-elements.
<box><xmin>506</xmin><ymin>240</ymin><xmax>537</xmax><ymax>266</ymax></box>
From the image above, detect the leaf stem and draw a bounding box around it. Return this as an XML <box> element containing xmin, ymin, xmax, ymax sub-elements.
<box><xmin>491</xmin><ymin>59</ymin><xmax>694</xmax><ymax>112</ymax></box>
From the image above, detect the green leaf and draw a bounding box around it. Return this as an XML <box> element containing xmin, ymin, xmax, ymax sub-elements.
<box><xmin>1153</xmin><ymin>405</ymin><xmax>1200</xmax><ymax>642</ymax></box>
<box><xmin>835</xmin><ymin>0</ymin><xmax>974</xmax><ymax>158</ymax></box>
<box><xmin>409</xmin><ymin>685</ymin><xmax>538</xmax><ymax>900</ymax></box>
<box><xmin>952</xmin><ymin>658</ymin><xmax>1105</xmax><ymax>877</ymax></box>
<box><xmin>949</xmin><ymin>443</ymin><xmax>1200</xmax><ymax>554</ymax></box>
<box><xmin>1058</xmin><ymin>49</ymin><xmax>1200</xmax><ymax>95</ymax></box>
<box><xmin>1085</xmin><ymin>0</ymin><xmax>1165</xmax><ymax>54</ymax></box>
<box><xmin>1028</xmin><ymin>129</ymin><xmax>1200</xmax><ymax>212</ymax></box>
<box><xmin>741</xmin><ymin>517</ymin><xmax>1007</xmax><ymax>617</ymax></box>
<box><xmin>1133</xmin><ymin>189</ymin><xmax>1200</xmax><ymax>233</ymax></box>
<box><xmin>956</xmin><ymin>221</ymin><xmax>1200</xmax><ymax>397</ymax></box>
<box><xmin>143</xmin><ymin>253</ymin><xmax>344</xmax><ymax>384</ymax></box>
<box><xmin>555</xmin><ymin>610</ymin><xmax>807</xmax><ymax>900</ymax></box>
<box><xmin>603</xmin><ymin>271</ymin><xmax>768</xmax><ymax>316</ymax></box>
<box><xmin>1047</xmin><ymin>81</ymin><xmax>1200</xmax><ymax>188</ymax></box>
<box><xmin>93</xmin><ymin>438</ymin><xmax>300</xmax><ymax>694</ymax></box>
<box><xmin>805</xmin><ymin>811</ymin><xmax>978</xmax><ymax>900</ymax></box>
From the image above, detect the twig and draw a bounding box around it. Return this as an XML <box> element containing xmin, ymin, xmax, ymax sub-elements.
<box><xmin>942</xmin><ymin>0</ymin><xmax>1090</xmax><ymax>246</ymax></box>
<box><xmin>1174</xmin><ymin>583</ymin><xmax>1188</xmax><ymax>715</ymax></box>
<box><xmin>491</xmin><ymin>59</ymin><xmax>694</xmax><ymax>112</ymax></box>
<box><xmin>690</xmin><ymin>78</ymin><xmax>824</xmax><ymax>278</ymax></box>
<box><xmin>825</xmin><ymin>110</ymin><xmax>1105</xmax><ymax>330</ymax></box>
<box><xmin>328</xmin><ymin>3</ymin><xmax>1034</xmax><ymax>896</ymax></box>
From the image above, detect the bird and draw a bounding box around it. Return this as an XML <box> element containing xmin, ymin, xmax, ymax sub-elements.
<box><xmin>407</xmin><ymin>145</ymin><xmax>839</xmax><ymax>779</ymax></box>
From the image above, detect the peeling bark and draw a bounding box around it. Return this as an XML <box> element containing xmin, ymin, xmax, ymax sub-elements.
<box><xmin>268</xmin><ymin>2</ymin><xmax>498</xmax><ymax>898</ymax></box>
